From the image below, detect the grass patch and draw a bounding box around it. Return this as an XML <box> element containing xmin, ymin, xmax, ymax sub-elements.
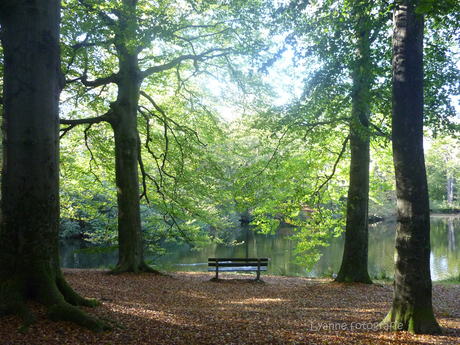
<box><xmin>436</xmin><ymin>274</ymin><xmax>460</xmax><ymax>285</ymax></box>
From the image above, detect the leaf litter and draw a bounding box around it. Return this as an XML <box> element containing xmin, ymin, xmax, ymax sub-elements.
<box><xmin>0</xmin><ymin>269</ymin><xmax>459</xmax><ymax>344</ymax></box>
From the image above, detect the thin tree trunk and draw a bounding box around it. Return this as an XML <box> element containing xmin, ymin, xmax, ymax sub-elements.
<box><xmin>379</xmin><ymin>0</ymin><xmax>441</xmax><ymax>334</ymax></box>
<box><xmin>0</xmin><ymin>0</ymin><xmax>108</xmax><ymax>332</ymax></box>
<box><xmin>335</xmin><ymin>5</ymin><xmax>372</xmax><ymax>284</ymax></box>
<box><xmin>446</xmin><ymin>172</ymin><xmax>454</xmax><ymax>209</ymax></box>
<box><xmin>448</xmin><ymin>218</ymin><xmax>456</xmax><ymax>252</ymax></box>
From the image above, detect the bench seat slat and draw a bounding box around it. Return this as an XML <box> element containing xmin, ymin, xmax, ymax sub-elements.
<box><xmin>208</xmin><ymin>266</ymin><xmax>268</xmax><ymax>272</ymax></box>
<box><xmin>208</xmin><ymin>262</ymin><xmax>269</xmax><ymax>267</ymax></box>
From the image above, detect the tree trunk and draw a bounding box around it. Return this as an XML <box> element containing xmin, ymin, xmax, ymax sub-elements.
<box><xmin>0</xmin><ymin>0</ymin><xmax>108</xmax><ymax>332</ymax></box>
<box><xmin>446</xmin><ymin>172</ymin><xmax>454</xmax><ymax>209</ymax></box>
<box><xmin>448</xmin><ymin>218</ymin><xmax>456</xmax><ymax>252</ymax></box>
<box><xmin>108</xmin><ymin>20</ymin><xmax>155</xmax><ymax>274</ymax></box>
<box><xmin>379</xmin><ymin>0</ymin><xmax>441</xmax><ymax>334</ymax></box>
<box><xmin>59</xmin><ymin>0</ymin><xmax>160</xmax><ymax>274</ymax></box>
<box><xmin>335</xmin><ymin>5</ymin><xmax>372</xmax><ymax>284</ymax></box>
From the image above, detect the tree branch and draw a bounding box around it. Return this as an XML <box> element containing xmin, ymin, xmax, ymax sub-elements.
<box><xmin>370</xmin><ymin>122</ymin><xmax>389</xmax><ymax>138</ymax></box>
<box><xmin>137</xmin><ymin>131</ymin><xmax>150</xmax><ymax>204</ymax></box>
<box><xmin>141</xmin><ymin>48</ymin><xmax>231</xmax><ymax>79</ymax></box>
<box><xmin>78</xmin><ymin>0</ymin><xmax>117</xmax><ymax>27</ymax></box>
<box><xmin>84</xmin><ymin>123</ymin><xmax>102</xmax><ymax>183</ymax></box>
<box><xmin>313</xmin><ymin>135</ymin><xmax>349</xmax><ymax>196</ymax></box>
<box><xmin>79</xmin><ymin>73</ymin><xmax>119</xmax><ymax>88</ymax></box>
<box><xmin>252</xmin><ymin>126</ymin><xmax>290</xmax><ymax>180</ymax></box>
<box><xmin>60</xmin><ymin>111</ymin><xmax>117</xmax><ymax>139</ymax></box>
<box><xmin>139</xmin><ymin>91</ymin><xmax>206</xmax><ymax>147</ymax></box>
<box><xmin>173</xmin><ymin>27</ymin><xmax>232</xmax><ymax>43</ymax></box>
<box><xmin>290</xmin><ymin>117</ymin><xmax>350</xmax><ymax>140</ymax></box>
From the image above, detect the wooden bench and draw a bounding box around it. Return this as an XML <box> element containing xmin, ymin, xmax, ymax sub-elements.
<box><xmin>208</xmin><ymin>258</ymin><xmax>270</xmax><ymax>281</ymax></box>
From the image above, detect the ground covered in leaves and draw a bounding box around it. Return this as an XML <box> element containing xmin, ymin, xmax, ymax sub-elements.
<box><xmin>1</xmin><ymin>270</ymin><xmax>459</xmax><ymax>344</ymax></box>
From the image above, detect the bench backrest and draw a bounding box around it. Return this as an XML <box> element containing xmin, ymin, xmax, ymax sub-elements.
<box><xmin>208</xmin><ymin>258</ymin><xmax>270</xmax><ymax>267</ymax></box>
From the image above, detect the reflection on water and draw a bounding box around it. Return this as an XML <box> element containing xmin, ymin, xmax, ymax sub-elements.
<box><xmin>429</xmin><ymin>216</ymin><xmax>460</xmax><ymax>280</ymax></box>
<box><xmin>60</xmin><ymin>216</ymin><xmax>460</xmax><ymax>281</ymax></box>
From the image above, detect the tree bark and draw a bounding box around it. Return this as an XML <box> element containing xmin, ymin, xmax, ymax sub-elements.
<box><xmin>379</xmin><ymin>0</ymin><xmax>442</xmax><ymax>334</ymax></box>
<box><xmin>446</xmin><ymin>172</ymin><xmax>454</xmax><ymax>209</ymax></box>
<box><xmin>108</xmin><ymin>43</ymin><xmax>154</xmax><ymax>274</ymax></box>
<box><xmin>0</xmin><ymin>0</ymin><xmax>108</xmax><ymax>332</ymax></box>
<box><xmin>335</xmin><ymin>4</ymin><xmax>372</xmax><ymax>284</ymax></box>
<box><xmin>107</xmin><ymin>2</ymin><xmax>156</xmax><ymax>274</ymax></box>
<box><xmin>59</xmin><ymin>0</ymin><xmax>165</xmax><ymax>274</ymax></box>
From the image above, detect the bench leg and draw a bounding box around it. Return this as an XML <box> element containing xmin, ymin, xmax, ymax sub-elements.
<box><xmin>257</xmin><ymin>260</ymin><xmax>261</xmax><ymax>280</ymax></box>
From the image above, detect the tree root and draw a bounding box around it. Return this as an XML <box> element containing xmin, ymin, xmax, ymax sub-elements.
<box><xmin>47</xmin><ymin>302</ymin><xmax>110</xmax><ymax>333</ymax></box>
<box><xmin>379</xmin><ymin>308</ymin><xmax>443</xmax><ymax>334</ymax></box>
<box><xmin>334</xmin><ymin>270</ymin><xmax>373</xmax><ymax>284</ymax></box>
<box><xmin>0</xmin><ymin>278</ymin><xmax>37</xmax><ymax>333</ymax></box>
<box><xmin>56</xmin><ymin>274</ymin><xmax>101</xmax><ymax>307</ymax></box>
<box><xmin>0</xmin><ymin>269</ymin><xmax>111</xmax><ymax>333</ymax></box>
<box><xmin>108</xmin><ymin>260</ymin><xmax>164</xmax><ymax>275</ymax></box>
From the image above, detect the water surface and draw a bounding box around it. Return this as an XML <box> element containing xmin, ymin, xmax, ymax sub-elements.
<box><xmin>60</xmin><ymin>215</ymin><xmax>460</xmax><ymax>281</ymax></box>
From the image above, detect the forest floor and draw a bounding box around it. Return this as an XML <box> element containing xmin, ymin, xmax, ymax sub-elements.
<box><xmin>1</xmin><ymin>269</ymin><xmax>459</xmax><ymax>344</ymax></box>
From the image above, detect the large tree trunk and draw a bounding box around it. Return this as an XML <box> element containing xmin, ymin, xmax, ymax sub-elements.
<box><xmin>108</xmin><ymin>15</ymin><xmax>155</xmax><ymax>274</ymax></box>
<box><xmin>0</xmin><ymin>0</ymin><xmax>108</xmax><ymax>332</ymax></box>
<box><xmin>59</xmin><ymin>0</ymin><xmax>159</xmax><ymax>274</ymax></box>
<box><xmin>335</xmin><ymin>7</ymin><xmax>372</xmax><ymax>284</ymax></box>
<box><xmin>379</xmin><ymin>0</ymin><xmax>441</xmax><ymax>334</ymax></box>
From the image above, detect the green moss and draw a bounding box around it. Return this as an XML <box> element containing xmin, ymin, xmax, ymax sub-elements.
<box><xmin>380</xmin><ymin>306</ymin><xmax>443</xmax><ymax>334</ymax></box>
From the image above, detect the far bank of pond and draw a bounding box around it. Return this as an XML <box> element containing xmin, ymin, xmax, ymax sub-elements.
<box><xmin>60</xmin><ymin>215</ymin><xmax>460</xmax><ymax>281</ymax></box>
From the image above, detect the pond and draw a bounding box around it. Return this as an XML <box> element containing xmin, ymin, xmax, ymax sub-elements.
<box><xmin>59</xmin><ymin>215</ymin><xmax>460</xmax><ymax>281</ymax></box>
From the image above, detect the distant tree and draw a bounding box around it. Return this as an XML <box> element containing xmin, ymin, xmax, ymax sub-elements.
<box><xmin>0</xmin><ymin>0</ymin><xmax>108</xmax><ymax>332</ymax></box>
<box><xmin>379</xmin><ymin>0</ymin><xmax>441</xmax><ymax>334</ymax></box>
<box><xmin>426</xmin><ymin>136</ymin><xmax>460</xmax><ymax>209</ymax></box>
